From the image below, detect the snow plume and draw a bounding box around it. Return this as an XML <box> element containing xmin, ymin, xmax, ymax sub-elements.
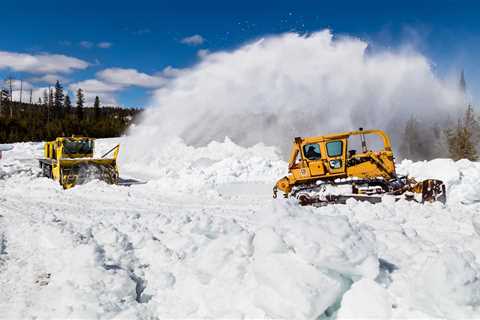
<box><xmin>128</xmin><ymin>30</ymin><xmax>463</xmax><ymax>157</ymax></box>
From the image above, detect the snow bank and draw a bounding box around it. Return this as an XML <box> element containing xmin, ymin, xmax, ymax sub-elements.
<box><xmin>119</xmin><ymin>136</ymin><xmax>286</xmax><ymax>200</ymax></box>
<box><xmin>398</xmin><ymin>158</ymin><xmax>480</xmax><ymax>204</ymax></box>
<box><xmin>251</xmin><ymin>202</ymin><xmax>378</xmax><ymax>318</ymax></box>
<box><xmin>1</xmin><ymin>138</ymin><xmax>480</xmax><ymax>319</ymax></box>
<box><xmin>0</xmin><ymin>142</ymin><xmax>41</xmax><ymax>179</ymax></box>
<box><xmin>414</xmin><ymin>247</ymin><xmax>480</xmax><ymax>318</ymax></box>
<box><xmin>118</xmin><ymin>201</ymin><xmax>379</xmax><ymax>319</ymax></box>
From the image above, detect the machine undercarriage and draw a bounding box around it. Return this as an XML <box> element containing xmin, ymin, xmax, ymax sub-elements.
<box><xmin>286</xmin><ymin>177</ymin><xmax>446</xmax><ymax>206</ymax></box>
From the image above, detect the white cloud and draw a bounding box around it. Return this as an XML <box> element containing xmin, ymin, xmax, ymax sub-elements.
<box><xmin>69</xmin><ymin>79</ymin><xmax>122</xmax><ymax>93</ymax></box>
<box><xmin>0</xmin><ymin>51</ymin><xmax>89</xmax><ymax>74</ymax></box>
<box><xmin>83</xmin><ymin>91</ymin><xmax>117</xmax><ymax>106</ymax></box>
<box><xmin>158</xmin><ymin>66</ymin><xmax>184</xmax><ymax>78</ymax></box>
<box><xmin>69</xmin><ymin>79</ymin><xmax>121</xmax><ymax>106</ymax></box>
<box><xmin>97</xmin><ymin>68</ymin><xmax>166</xmax><ymax>88</ymax></box>
<box><xmin>69</xmin><ymin>82</ymin><xmax>116</xmax><ymax>106</ymax></box>
<box><xmin>5</xmin><ymin>79</ymin><xmax>34</xmax><ymax>91</ymax></box>
<box><xmin>181</xmin><ymin>34</ymin><xmax>205</xmax><ymax>46</ymax></box>
<box><xmin>97</xmin><ymin>42</ymin><xmax>113</xmax><ymax>49</ymax></box>
<box><xmin>30</xmin><ymin>74</ymin><xmax>68</xmax><ymax>85</ymax></box>
<box><xmin>132</xmin><ymin>28</ymin><xmax>151</xmax><ymax>36</ymax></box>
<box><xmin>68</xmin><ymin>66</ymin><xmax>184</xmax><ymax>107</ymax></box>
<box><xmin>197</xmin><ymin>49</ymin><xmax>209</xmax><ymax>58</ymax></box>
<box><xmin>11</xmin><ymin>86</ymin><xmax>49</xmax><ymax>103</ymax></box>
<box><xmin>79</xmin><ymin>41</ymin><xmax>94</xmax><ymax>48</ymax></box>
<box><xmin>80</xmin><ymin>41</ymin><xmax>113</xmax><ymax>49</ymax></box>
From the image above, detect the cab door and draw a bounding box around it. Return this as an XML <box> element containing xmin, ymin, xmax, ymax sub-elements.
<box><xmin>302</xmin><ymin>142</ymin><xmax>325</xmax><ymax>176</ymax></box>
<box><xmin>324</xmin><ymin>139</ymin><xmax>347</xmax><ymax>176</ymax></box>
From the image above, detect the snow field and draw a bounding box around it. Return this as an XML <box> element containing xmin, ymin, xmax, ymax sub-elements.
<box><xmin>0</xmin><ymin>138</ymin><xmax>479</xmax><ymax>319</ymax></box>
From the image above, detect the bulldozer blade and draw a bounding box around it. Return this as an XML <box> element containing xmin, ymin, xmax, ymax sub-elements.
<box><xmin>421</xmin><ymin>179</ymin><xmax>446</xmax><ymax>204</ymax></box>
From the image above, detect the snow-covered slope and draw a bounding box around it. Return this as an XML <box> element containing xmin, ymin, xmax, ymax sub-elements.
<box><xmin>1</xmin><ymin>138</ymin><xmax>479</xmax><ymax>319</ymax></box>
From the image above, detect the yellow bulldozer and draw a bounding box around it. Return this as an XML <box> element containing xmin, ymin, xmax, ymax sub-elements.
<box><xmin>38</xmin><ymin>136</ymin><xmax>120</xmax><ymax>189</ymax></box>
<box><xmin>273</xmin><ymin>128</ymin><xmax>446</xmax><ymax>206</ymax></box>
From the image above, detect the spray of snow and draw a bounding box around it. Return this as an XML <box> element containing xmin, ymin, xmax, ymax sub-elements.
<box><xmin>127</xmin><ymin>30</ymin><xmax>463</xmax><ymax>162</ymax></box>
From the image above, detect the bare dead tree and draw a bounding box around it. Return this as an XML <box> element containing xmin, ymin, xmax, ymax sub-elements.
<box><xmin>6</xmin><ymin>77</ymin><xmax>13</xmax><ymax>101</ymax></box>
<box><xmin>19</xmin><ymin>79</ymin><xmax>23</xmax><ymax>103</ymax></box>
<box><xmin>5</xmin><ymin>76</ymin><xmax>14</xmax><ymax>118</ymax></box>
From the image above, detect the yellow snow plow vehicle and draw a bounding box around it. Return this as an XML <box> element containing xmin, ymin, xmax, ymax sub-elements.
<box><xmin>39</xmin><ymin>136</ymin><xmax>120</xmax><ymax>189</ymax></box>
<box><xmin>273</xmin><ymin>128</ymin><xmax>446</xmax><ymax>206</ymax></box>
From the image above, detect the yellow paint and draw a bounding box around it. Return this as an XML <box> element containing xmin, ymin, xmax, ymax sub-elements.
<box><xmin>275</xmin><ymin>129</ymin><xmax>396</xmax><ymax>195</ymax></box>
<box><xmin>41</xmin><ymin>136</ymin><xmax>120</xmax><ymax>189</ymax></box>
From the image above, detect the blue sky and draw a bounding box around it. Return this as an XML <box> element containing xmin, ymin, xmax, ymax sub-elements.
<box><xmin>0</xmin><ymin>0</ymin><xmax>479</xmax><ymax>107</ymax></box>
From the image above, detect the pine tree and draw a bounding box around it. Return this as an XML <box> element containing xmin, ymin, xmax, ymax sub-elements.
<box><xmin>94</xmin><ymin>96</ymin><xmax>101</xmax><ymax>120</ymax></box>
<box><xmin>446</xmin><ymin>105</ymin><xmax>479</xmax><ymax>161</ymax></box>
<box><xmin>459</xmin><ymin>69</ymin><xmax>466</xmax><ymax>93</ymax></box>
<box><xmin>76</xmin><ymin>88</ymin><xmax>85</xmax><ymax>121</ymax></box>
<box><xmin>399</xmin><ymin>116</ymin><xmax>422</xmax><ymax>160</ymax></box>
<box><xmin>64</xmin><ymin>95</ymin><xmax>72</xmax><ymax>114</ymax></box>
<box><xmin>464</xmin><ymin>105</ymin><xmax>480</xmax><ymax>140</ymax></box>
<box><xmin>43</xmin><ymin>90</ymin><xmax>48</xmax><ymax>106</ymax></box>
<box><xmin>48</xmin><ymin>87</ymin><xmax>53</xmax><ymax>107</ymax></box>
<box><xmin>54</xmin><ymin>80</ymin><xmax>64</xmax><ymax>118</ymax></box>
<box><xmin>43</xmin><ymin>89</ymin><xmax>50</xmax><ymax>122</ymax></box>
<box><xmin>430</xmin><ymin>121</ymin><xmax>450</xmax><ymax>159</ymax></box>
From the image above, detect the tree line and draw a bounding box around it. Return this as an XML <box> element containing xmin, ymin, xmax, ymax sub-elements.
<box><xmin>0</xmin><ymin>80</ymin><xmax>141</xmax><ymax>143</ymax></box>
<box><xmin>399</xmin><ymin>71</ymin><xmax>479</xmax><ymax>161</ymax></box>
<box><xmin>399</xmin><ymin>104</ymin><xmax>480</xmax><ymax>161</ymax></box>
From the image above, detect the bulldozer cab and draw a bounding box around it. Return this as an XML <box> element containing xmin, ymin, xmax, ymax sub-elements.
<box><xmin>62</xmin><ymin>138</ymin><xmax>94</xmax><ymax>158</ymax></box>
<box><xmin>287</xmin><ymin>129</ymin><xmax>395</xmax><ymax>182</ymax></box>
<box><xmin>44</xmin><ymin>137</ymin><xmax>95</xmax><ymax>160</ymax></box>
<box><xmin>289</xmin><ymin>136</ymin><xmax>348</xmax><ymax>181</ymax></box>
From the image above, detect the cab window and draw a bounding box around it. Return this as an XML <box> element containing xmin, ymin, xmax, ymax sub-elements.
<box><xmin>63</xmin><ymin>139</ymin><xmax>94</xmax><ymax>154</ymax></box>
<box><xmin>303</xmin><ymin>143</ymin><xmax>321</xmax><ymax>160</ymax></box>
<box><xmin>326</xmin><ymin>141</ymin><xmax>343</xmax><ymax>157</ymax></box>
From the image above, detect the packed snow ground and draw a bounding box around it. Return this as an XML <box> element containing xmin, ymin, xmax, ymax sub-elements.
<box><xmin>1</xmin><ymin>138</ymin><xmax>480</xmax><ymax>319</ymax></box>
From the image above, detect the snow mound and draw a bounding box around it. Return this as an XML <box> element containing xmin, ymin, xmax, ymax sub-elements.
<box><xmin>337</xmin><ymin>279</ymin><xmax>392</xmax><ymax>319</ymax></box>
<box><xmin>398</xmin><ymin>158</ymin><xmax>480</xmax><ymax>204</ymax></box>
<box><xmin>120</xmin><ymin>136</ymin><xmax>286</xmax><ymax>200</ymax></box>
<box><xmin>251</xmin><ymin>202</ymin><xmax>378</xmax><ymax>318</ymax></box>
<box><xmin>1</xmin><ymin>138</ymin><xmax>480</xmax><ymax>319</ymax></box>
<box><xmin>414</xmin><ymin>247</ymin><xmax>480</xmax><ymax>318</ymax></box>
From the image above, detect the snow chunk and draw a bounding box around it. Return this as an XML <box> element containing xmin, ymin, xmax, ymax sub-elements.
<box><xmin>265</xmin><ymin>202</ymin><xmax>379</xmax><ymax>280</ymax></box>
<box><xmin>251</xmin><ymin>203</ymin><xmax>379</xmax><ymax>319</ymax></box>
<box><xmin>414</xmin><ymin>247</ymin><xmax>480</xmax><ymax>317</ymax></box>
<box><xmin>253</xmin><ymin>228</ymin><xmax>288</xmax><ymax>255</ymax></box>
<box><xmin>337</xmin><ymin>279</ymin><xmax>392</xmax><ymax>319</ymax></box>
<box><xmin>473</xmin><ymin>215</ymin><xmax>480</xmax><ymax>237</ymax></box>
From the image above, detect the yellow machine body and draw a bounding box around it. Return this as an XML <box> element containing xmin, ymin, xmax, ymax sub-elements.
<box><xmin>276</xmin><ymin>129</ymin><xmax>395</xmax><ymax>194</ymax></box>
<box><xmin>39</xmin><ymin>137</ymin><xmax>120</xmax><ymax>189</ymax></box>
<box><xmin>274</xmin><ymin>129</ymin><xmax>446</xmax><ymax>205</ymax></box>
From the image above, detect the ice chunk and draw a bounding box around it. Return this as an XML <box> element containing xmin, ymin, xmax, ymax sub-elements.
<box><xmin>337</xmin><ymin>279</ymin><xmax>392</xmax><ymax>319</ymax></box>
<box><xmin>414</xmin><ymin>247</ymin><xmax>480</xmax><ymax>317</ymax></box>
